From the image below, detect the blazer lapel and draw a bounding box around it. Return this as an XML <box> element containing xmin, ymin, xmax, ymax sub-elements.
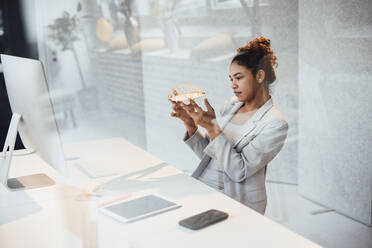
<box><xmin>193</xmin><ymin>101</ymin><xmax>243</xmax><ymax>178</ymax></box>
<box><xmin>218</xmin><ymin>101</ymin><xmax>244</xmax><ymax>130</ymax></box>
<box><xmin>230</xmin><ymin>98</ymin><xmax>274</xmax><ymax>148</ymax></box>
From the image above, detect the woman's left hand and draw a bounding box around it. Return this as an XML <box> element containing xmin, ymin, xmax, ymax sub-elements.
<box><xmin>182</xmin><ymin>98</ymin><xmax>222</xmax><ymax>139</ymax></box>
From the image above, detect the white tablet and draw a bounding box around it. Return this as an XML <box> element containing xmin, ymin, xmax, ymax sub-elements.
<box><xmin>98</xmin><ymin>194</ymin><xmax>181</xmax><ymax>223</ymax></box>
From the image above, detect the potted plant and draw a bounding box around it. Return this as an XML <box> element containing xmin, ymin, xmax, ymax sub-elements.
<box><xmin>149</xmin><ymin>0</ymin><xmax>181</xmax><ymax>53</ymax></box>
<box><xmin>47</xmin><ymin>5</ymin><xmax>98</xmax><ymax>112</ymax></box>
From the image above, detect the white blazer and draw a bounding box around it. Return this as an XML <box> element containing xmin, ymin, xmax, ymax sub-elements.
<box><xmin>184</xmin><ymin>97</ymin><xmax>288</xmax><ymax>214</ymax></box>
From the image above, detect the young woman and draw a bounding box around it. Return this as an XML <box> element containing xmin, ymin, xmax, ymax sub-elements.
<box><xmin>169</xmin><ymin>37</ymin><xmax>288</xmax><ymax>214</ymax></box>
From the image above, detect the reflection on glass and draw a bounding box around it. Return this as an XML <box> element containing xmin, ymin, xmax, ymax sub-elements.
<box><xmin>190</xmin><ymin>31</ymin><xmax>237</xmax><ymax>61</ymax></box>
<box><xmin>48</xmin><ymin>7</ymin><xmax>100</xmax><ymax>112</ymax></box>
<box><xmin>35</xmin><ymin>0</ymin><xmax>372</xmax><ymax>246</ymax></box>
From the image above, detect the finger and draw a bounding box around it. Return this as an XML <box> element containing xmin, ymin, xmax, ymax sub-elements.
<box><xmin>183</xmin><ymin>105</ymin><xmax>195</xmax><ymax>117</ymax></box>
<box><xmin>172</xmin><ymin>101</ymin><xmax>181</xmax><ymax>109</ymax></box>
<box><xmin>180</xmin><ymin>102</ymin><xmax>190</xmax><ymax>110</ymax></box>
<box><xmin>182</xmin><ymin>104</ymin><xmax>191</xmax><ymax>114</ymax></box>
<box><xmin>181</xmin><ymin>102</ymin><xmax>195</xmax><ymax>113</ymax></box>
<box><xmin>172</xmin><ymin>88</ymin><xmax>179</xmax><ymax>96</ymax></box>
<box><xmin>175</xmin><ymin>101</ymin><xmax>186</xmax><ymax>109</ymax></box>
<box><xmin>171</xmin><ymin>112</ymin><xmax>185</xmax><ymax>118</ymax></box>
<box><xmin>181</xmin><ymin>101</ymin><xmax>194</xmax><ymax>110</ymax></box>
<box><xmin>204</xmin><ymin>98</ymin><xmax>214</xmax><ymax>113</ymax></box>
<box><xmin>190</xmin><ymin>99</ymin><xmax>203</xmax><ymax>113</ymax></box>
<box><xmin>169</xmin><ymin>98</ymin><xmax>176</xmax><ymax>106</ymax></box>
<box><xmin>178</xmin><ymin>102</ymin><xmax>185</xmax><ymax>110</ymax></box>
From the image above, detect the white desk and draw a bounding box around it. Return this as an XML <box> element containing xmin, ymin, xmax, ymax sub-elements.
<box><xmin>0</xmin><ymin>138</ymin><xmax>321</xmax><ymax>247</ymax></box>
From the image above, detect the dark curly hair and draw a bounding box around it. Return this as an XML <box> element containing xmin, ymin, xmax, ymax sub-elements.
<box><xmin>231</xmin><ymin>37</ymin><xmax>278</xmax><ymax>90</ymax></box>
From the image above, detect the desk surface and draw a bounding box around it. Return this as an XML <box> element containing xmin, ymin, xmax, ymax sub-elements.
<box><xmin>0</xmin><ymin>138</ymin><xmax>321</xmax><ymax>248</ymax></box>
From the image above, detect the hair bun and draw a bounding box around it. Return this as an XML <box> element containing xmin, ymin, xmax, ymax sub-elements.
<box><xmin>256</xmin><ymin>37</ymin><xmax>271</xmax><ymax>48</ymax></box>
<box><xmin>236</xmin><ymin>36</ymin><xmax>271</xmax><ymax>53</ymax></box>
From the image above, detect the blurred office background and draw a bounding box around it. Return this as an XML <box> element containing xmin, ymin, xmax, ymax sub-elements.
<box><xmin>0</xmin><ymin>0</ymin><xmax>371</xmax><ymax>247</ymax></box>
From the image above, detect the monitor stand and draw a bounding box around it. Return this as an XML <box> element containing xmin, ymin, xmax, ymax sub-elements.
<box><xmin>0</xmin><ymin>113</ymin><xmax>55</xmax><ymax>191</ymax></box>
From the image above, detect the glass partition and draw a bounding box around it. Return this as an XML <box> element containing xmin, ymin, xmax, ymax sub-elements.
<box><xmin>30</xmin><ymin>0</ymin><xmax>371</xmax><ymax>247</ymax></box>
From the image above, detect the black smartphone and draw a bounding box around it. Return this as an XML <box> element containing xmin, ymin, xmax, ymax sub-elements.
<box><xmin>178</xmin><ymin>209</ymin><xmax>228</xmax><ymax>230</ymax></box>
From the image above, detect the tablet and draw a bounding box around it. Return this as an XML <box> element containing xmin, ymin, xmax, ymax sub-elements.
<box><xmin>98</xmin><ymin>194</ymin><xmax>181</xmax><ymax>223</ymax></box>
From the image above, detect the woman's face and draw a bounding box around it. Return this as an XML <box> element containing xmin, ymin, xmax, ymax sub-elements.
<box><xmin>229</xmin><ymin>61</ymin><xmax>259</xmax><ymax>102</ymax></box>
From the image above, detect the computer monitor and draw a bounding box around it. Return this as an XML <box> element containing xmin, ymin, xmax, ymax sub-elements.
<box><xmin>0</xmin><ymin>54</ymin><xmax>67</xmax><ymax>190</ymax></box>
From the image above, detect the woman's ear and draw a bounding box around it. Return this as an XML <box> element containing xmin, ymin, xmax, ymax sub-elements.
<box><xmin>256</xmin><ymin>69</ymin><xmax>265</xmax><ymax>84</ymax></box>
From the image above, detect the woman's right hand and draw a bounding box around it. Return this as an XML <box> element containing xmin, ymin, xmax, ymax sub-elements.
<box><xmin>169</xmin><ymin>91</ymin><xmax>197</xmax><ymax>136</ymax></box>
